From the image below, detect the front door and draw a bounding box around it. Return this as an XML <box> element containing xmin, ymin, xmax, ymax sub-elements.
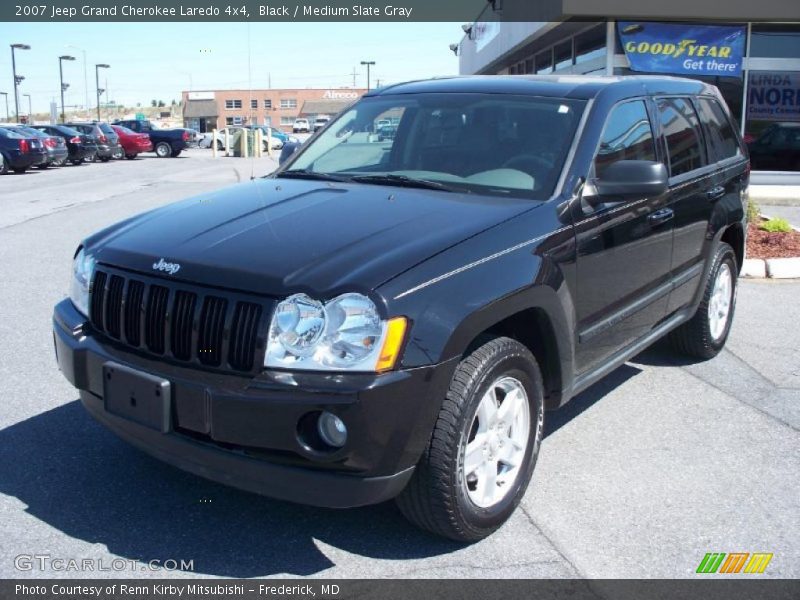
<box><xmin>573</xmin><ymin>99</ymin><xmax>674</xmax><ymax>374</ymax></box>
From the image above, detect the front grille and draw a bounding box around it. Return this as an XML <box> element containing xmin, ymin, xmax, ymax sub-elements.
<box><xmin>89</xmin><ymin>268</ymin><xmax>267</xmax><ymax>373</ymax></box>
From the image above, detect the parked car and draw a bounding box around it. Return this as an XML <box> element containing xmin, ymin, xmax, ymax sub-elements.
<box><xmin>0</xmin><ymin>126</ymin><xmax>48</xmax><ymax>173</ymax></box>
<box><xmin>111</xmin><ymin>124</ymin><xmax>153</xmax><ymax>160</ymax></box>
<box><xmin>66</xmin><ymin>122</ymin><xmax>121</xmax><ymax>162</ymax></box>
<box><xmin>53</xmin><ymin>76</ymin><xmax>749</xmax><ymax>541</ymax></box>
<box><xmin>114</xmin><ymin>119</ymin><xmax>191</xmax><ymax>158</ymax></box>
<box><xmin>292</xmin><ymin>118</ymin><xmax>310</xmax><ymax>133</ymax></box>
<box><xmin>313</xmin><ymin>115</ymin><xmax>330</xmax><ymax>132</ymax></box>
<box><xmin>2</xmin><ymin>125</ymin><xmax>68</xmax><ymax>168</ymax></box>
<box><xmin>30</xmin><ymin>124</ymin><xmax>97</xmax><ymax>165</ymax></box>
<box><xmin>746</xmin><ymin>122</ymin><xmax>800</xmax><ymax>171</ymax></box>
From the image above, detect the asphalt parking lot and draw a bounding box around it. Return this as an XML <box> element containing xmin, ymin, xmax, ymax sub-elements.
<box><xmin>0</xmin><ymin>151</ymin><xmax>797</xmax><ymax>579</ymax></box>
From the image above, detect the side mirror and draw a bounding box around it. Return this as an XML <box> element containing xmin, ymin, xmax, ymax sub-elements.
<box><xmin>592</xmin><ymin>160</ymin><xmax>668</xmax><ymax>201</ymax></box>
<box><xmin>278</xmin><ymin>141</ymin><xmax>301</xmax><ymax>165</ymax></box>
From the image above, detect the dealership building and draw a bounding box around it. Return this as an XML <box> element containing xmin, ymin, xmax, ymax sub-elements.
<box><xmin>181</xmin><ymin>88</ymin><xmax>367</xmax><ymax>133</ymax></box>
<box><xmin>457</xmin><ymin>1</ymin><xmax>800</xmax><ymax>183</ymax></box>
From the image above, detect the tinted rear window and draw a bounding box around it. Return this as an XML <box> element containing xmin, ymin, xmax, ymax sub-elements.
<box><xmin>696</xmin><ymin>97</ymin><xmax>740</xmax><ymax>162</ymax></box>
<box><xmin>99</xmin><ymin>123</ymin><xmax>115</xmax><ymax>134</ymax></box>
<box><xmin>115</xmin><ymin>126</ymin><xmax>135</xmax><ymax>135</ymax></box>
<box><xmin>53</xmin><ymin>126</ymin><xmax>81</xmax><ymax>137</ymax></box>
<box><xmin>0</xmin><ymin>128</ymin><xmax>24</xmax><ymax>139</ymax></box>
<box><xmin>657</xmin><ymin>98</ymin><xmax>706</xmax><ymax>177</ymax></box>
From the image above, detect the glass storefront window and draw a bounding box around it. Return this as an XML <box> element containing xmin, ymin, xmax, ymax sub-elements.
<box><xmin>750</xmin><ymin>24</ymin><xmax>800</xmax><ymax>59</ymax></box>
<box><xmin>554</xmin><ymin>41</ymin><xmax>573</xmax><ymax>71</ymax></box>
<box><xmin>535</xmin><ymin>50</ymin><xmax>553</xmax><ymax>74</ymax></box>
<box><xmin>575</xmin><ymin>24</ymin><xmax>606</xmax><ymax>65</ymax></box>
<box><xmin>745</xmin><ymin>70</ymin><xmax>800</xmax><ymax>171</ymax></box>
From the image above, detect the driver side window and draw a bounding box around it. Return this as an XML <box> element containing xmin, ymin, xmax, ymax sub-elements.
<box><xmin>594</xmin><ymin>100</ymin><xmax>657</xmax><ymax>179</ymax></box>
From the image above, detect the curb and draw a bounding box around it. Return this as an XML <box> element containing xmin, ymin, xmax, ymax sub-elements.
<box><xmin>742</xmin><ymin>213</ymin><xmax>800</xmax><ymax>280</ymax></box>
<box><xmin>742</xmin><ymin>257</ymin><xmax>800</xmax><ymax>279</ymax></box>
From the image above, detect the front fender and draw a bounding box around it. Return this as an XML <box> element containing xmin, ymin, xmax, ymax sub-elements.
<box><xmin>379</xmin><ymin>209</ymin><xmax>577</xmax><ymax>399</ymax></box>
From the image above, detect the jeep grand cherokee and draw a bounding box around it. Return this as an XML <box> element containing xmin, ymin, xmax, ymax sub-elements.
<box><xmin>53</xmin><ymin>76</ymin><xmax>749</xmax><ymax>541</ymax></box>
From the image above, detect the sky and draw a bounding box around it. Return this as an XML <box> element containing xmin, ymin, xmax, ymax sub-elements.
<box><xmin>0</xmin><ymin>22</ymin><xmax>462</xmax><ymax>114</ymax></box>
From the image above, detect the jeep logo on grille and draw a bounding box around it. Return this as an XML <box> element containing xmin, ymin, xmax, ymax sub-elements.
<box><xmin>152</xmin><ymin>258</ymin><xmax>181</xmax><ymax>275</ymax></box>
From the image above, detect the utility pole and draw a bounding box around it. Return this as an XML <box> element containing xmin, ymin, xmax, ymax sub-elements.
<box><xmin>351</xmin><ymin>67</ymin><xmax>358</xmax><ymax>88</ymax></box>
<box><xmin>0</xmin><ymin>92</ymin><xmax>8</xmax><ymax>121</ymax></box>
<box><xmin>95</xmin><ymin>63</ymin><xmax>109</xmax><ymax>121</ymax></box>
<box><xmin>23</xmin><ymin>93</ymin><xmax>31</xmax><ymax>120</ymax></box>
<box><xmin>360</xmin><ymin>61</ymin><xmax>375</xmax><ymax>91</ymax></box>
<box><xmin>59</xmin><ymin>55</ymin><xmax>75</xmax><ymax>123</ymax></box>
<box><xmin>11</xmin><ymin>43</ymin><xmax>31</xmax><ymax>121</ymax></box>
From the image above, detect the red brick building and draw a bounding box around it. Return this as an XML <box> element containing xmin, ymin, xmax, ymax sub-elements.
<box><xmin>181</xmin><ymin>88</ymin><xmax>367</xmax><ymax>133</ymax></box>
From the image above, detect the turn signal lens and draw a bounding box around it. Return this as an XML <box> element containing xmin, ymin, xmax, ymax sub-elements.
<box><xmin>375</xmin><ymin>317</ymin><xmax>407</xmax><ymax>373</ymax></box>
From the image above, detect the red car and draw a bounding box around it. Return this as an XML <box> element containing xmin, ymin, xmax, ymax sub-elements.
<box><xmin>111</xmin><ymin>125</ymin><xmax>153</xmax><ymax>159</ymax></box>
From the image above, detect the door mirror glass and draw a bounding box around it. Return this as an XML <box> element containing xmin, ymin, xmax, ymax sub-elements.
<box><xmin>592</xmin><ymin>160</ymin><xmax>669</xmax><ymax>200</ymax></box>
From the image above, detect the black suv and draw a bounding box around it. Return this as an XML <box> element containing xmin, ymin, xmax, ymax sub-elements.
<box><xmin>66</xmin><ymin>122</ymin><xmax>122</xmax><ymax>162</ymax></box>
<box><xmin>53</xmin><ymin>76</ymin><xmax>748</xmax><ymax>541</ymax></box>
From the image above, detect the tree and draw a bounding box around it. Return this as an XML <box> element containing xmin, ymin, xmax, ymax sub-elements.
<box><xmin>157</xmin><ymin>100</ymin><xmax>165</xmax><ymax>107</ymax></box>
<box><xmin>151</xmin><ymin>99</ymin><xmax>157</xmax><ymax>107</ymax></box>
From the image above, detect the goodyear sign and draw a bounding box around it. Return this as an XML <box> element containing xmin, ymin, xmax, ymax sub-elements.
<box><xmin>619</xmin><ymin>22</ymin><xmax>745</xmax><ymax>78</ymax></box>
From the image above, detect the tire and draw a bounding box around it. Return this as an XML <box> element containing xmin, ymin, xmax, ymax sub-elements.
<box><xmin>155</xmin><ymin>142</ymin><xmax>172</xmax><ymax>158</ymax></box>
<box><xmin>71</xmin><ymin>158</ymin><xmax>84</xmax><ymax>166</ymax></box>
<box><xmin>113</xmin><ymin>149</ymin><xmax>124</xmax><ymax>159</ymax></box>
<box><xmin>170</xmin><ymin>149</ymin><xmax>182</xmax><ymax>158</ymax></box>
<box><xmin>396</xmin><ymin>336</ymin><xmax>544</xmax><ymax>542</ymax></box>
<box><xmin>100</xmin><ymin>157</ymin><xmax>110</xmax><ymax>162</ymax></box>
<box><xmin>36</xmin><ymin>163</ymin><xmax>50</xmax><ymax>170</ymax></box>
<box><xmin>669</xmin><ymin>242</ymin><xmax>738</xmax><ymax>360</ymax></box>
<box><xmin>12</xmin><ymin>167</ymin><xmax>27</xmax><ymax>174</ymax></box>
<box><xmin>125</xmin><ymin>154</ymin><xmax>137</xmax><ymax>160</ymax></box>
<box><xmin>216</xmin><ymin>140</ymin><xmax>225</xmax><ymax>151</ymax></box>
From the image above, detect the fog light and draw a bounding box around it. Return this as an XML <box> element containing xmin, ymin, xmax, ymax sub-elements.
<box><xmin>317</xmin><ymin>411</ymin><xmax>347</xmax><ymax>448</ymax></box>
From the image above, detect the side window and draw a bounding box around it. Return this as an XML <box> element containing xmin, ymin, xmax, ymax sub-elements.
<box><xmin>594</xmin><ymin>100</ymin><xmax>656</xmax><ymax>178</ymax></box>
<box><xmin>696</xmin><ymin>97</ymin><xmax>740</xmax><ymax>162</ymax></box>
<box><xmin>657</xmin><ymin>98</ymin><xmax>706</xmax><ymax>177</ymax></box>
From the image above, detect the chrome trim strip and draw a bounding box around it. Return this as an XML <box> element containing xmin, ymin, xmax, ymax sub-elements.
<box><xmin>394</xmin><ymin>226</ymin><xmax>571</xmax><ymax>300</ymax></box>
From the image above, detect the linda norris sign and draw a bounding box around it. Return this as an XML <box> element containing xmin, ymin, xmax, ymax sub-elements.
<box><xmin>618</xmin><ymin>22</ymin><xmax>746</xmax><ymax>77</ymax></box>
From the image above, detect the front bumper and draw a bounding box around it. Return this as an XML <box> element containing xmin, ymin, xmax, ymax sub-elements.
<box><xmin>53</xmin><ymin>299</ymin><xmax>456</xmax><ymax>508</ymax></box>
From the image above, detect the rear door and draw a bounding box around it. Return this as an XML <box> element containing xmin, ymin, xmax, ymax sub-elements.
<box><xmin>573</xmin><ymin>99</ymin><xmax>674</xmax><ymax>373</ymax></box>
<box><xmin>659</xmin><ymin>96</ymin><xmax>739</xmax><ymax>314</ymax></box>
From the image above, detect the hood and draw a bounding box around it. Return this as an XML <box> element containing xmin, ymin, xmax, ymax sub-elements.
<box><xmin>86</xmin><ymin>178</ymin><xmax>536</xmax><ymax>297</ymax></box>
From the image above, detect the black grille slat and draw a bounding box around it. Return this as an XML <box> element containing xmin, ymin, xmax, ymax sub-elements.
<box><xmin>124</xmin><ymin>280</ymin><xmax>145</xmax><ymax>346</ymax></box>
<box><xmin>228</xmin><ymin>302</ymin><xmax>262</xmax><ymax>371</ymax></box>
<box><xmin>88</xmin><ymin>269</ymin><xmax>263</xmax><ymax>373</ymax></box>
<box><xmin>198</xmin><ymin>296</ymin><xmax>228</xmax><ymax>366</ymax></box>
<box><xmin>105</xmin><ymin>275</ymin><xmax>125</xmax><ymax>339</ymax></box>
<box><xmin>170</xmin><ymin>290</ymin><xmax>196</xmax><ymax>360</ymax></box>
<box><xmin>90</xmin><ymin>271</ymin><xmax>107</xmax><ymax>330</ymax></box>
<box><xmin>145</xmin><ymin>285</ymin><xmax>169</xmax><ymax>354</ymax></box>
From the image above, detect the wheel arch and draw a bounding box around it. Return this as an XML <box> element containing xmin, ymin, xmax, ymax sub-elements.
<box><xmin>439</xmin><ymin>287</ymin><xmax>575</xmax><ymax>410</ymax></box>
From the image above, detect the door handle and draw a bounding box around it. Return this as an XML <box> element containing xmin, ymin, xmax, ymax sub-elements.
<box><xmin>648</xmin><ymin>208</ymin><xmax>674</xmax><ymax>227</ymax></box>
<box><xmin>707</xmin><ymin>186</ymin><xmax>725</xmax><ymax>201</ymax></box>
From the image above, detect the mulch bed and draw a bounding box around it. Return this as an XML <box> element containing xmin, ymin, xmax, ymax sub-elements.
<box><xmin>746</xmin><ymin>222</ymin><xmax>800</xmax><ymax>259</ymax></box>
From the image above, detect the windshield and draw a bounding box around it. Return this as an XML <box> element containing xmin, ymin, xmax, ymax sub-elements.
<box><xmin>284</xmin><ymin>93</ymin><xmax>585</xmax><ymax>199</ymax></box>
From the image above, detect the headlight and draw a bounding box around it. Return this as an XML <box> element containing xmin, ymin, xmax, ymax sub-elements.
<box><xmin>265</xmin><ymin>293</ymin><xmax>407</xmax><ymax>372</ymax></box>
<box><xmin>69</xmin><ymin>247</ymin><xmax>95</xmax><ymax>317</ymax></box>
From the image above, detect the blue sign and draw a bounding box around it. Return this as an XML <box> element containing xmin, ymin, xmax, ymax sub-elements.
<box><xmin>619</xmin><ymin>22</ymin><xmax>746</xmax><ymax>78</ymax></box>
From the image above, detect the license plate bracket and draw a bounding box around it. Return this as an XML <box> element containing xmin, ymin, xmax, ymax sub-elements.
<box><xmin>103</xmin><ymin>362</ymin><xmax>171</xmax><ymax>433</ymax></box>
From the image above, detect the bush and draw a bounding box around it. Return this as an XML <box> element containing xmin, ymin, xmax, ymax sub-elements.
<box><xmin>759</xmin><ymin>218</ymin><xmax>793</xmax><ymax>233</ymax></box>
<box><xmin>746</xmin><ymin>199</ymin><xmax>760</xmax><ymax>224</ymax></box>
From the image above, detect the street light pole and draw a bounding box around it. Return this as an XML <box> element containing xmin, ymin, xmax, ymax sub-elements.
<box><xmin>0</xmin><ymin>92</ymin><xmax>8</xmax><ymax>121</ymax></box>
<box><xmin>11</xmin><ymin>43</ymin><xmax>31</xmax><ymax>122</ymax></box>
<box><xmin>360</xmin><ymin>60</ymin><xmax>376</xmax><ymax>91</ymax></box>
<box><xmin>95</xmin><ymin>63</ymin><xmax>109</xmax><ymax>121</ymax></box>
<box><xmin>59</xmin><ymin>55</ymin><xmax>75</xmax><ymax>123</ymax></box>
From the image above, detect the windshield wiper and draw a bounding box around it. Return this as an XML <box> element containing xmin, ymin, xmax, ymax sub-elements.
<box><xmin>350</xmin><ymin>173</ymin><xmax>460</xmax><ymax>193</ymax></box>
<box><xmin>276</xmin><ymin>169</ymin><xmax>351</xmax><ymax>182</ymax></box>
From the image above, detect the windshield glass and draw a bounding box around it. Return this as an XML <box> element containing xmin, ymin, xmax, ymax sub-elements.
<box><xmin>284</xmin><ymin>93</ymin><xmax>585</xmax><ymax>199</ymax></box>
